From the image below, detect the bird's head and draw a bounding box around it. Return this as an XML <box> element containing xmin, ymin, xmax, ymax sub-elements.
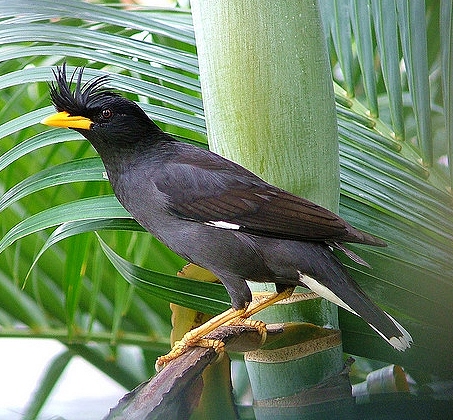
<box><xmin>41</xmin><ymin>64</ymin><xmax>164</xmax><ymax>154</ymax></box>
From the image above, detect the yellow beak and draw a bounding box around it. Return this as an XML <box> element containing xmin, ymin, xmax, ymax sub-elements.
<box><xmin>41</xmin><ymin>111</ymin><xmax>92</xmax><ymax>130</ymax></box>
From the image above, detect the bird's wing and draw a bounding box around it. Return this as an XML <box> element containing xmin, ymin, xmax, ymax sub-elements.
<box><xmin>154</xmin><ymin>147</ymin><xmax>384</xmax><ymax>246</ymax></box>
<box><xmin>173</xmin><ymin>182</ymin><xmax>349</xmax><ymax>240</ymax></box>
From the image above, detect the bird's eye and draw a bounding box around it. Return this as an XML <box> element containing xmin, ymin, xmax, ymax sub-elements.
<box><xmin>101</xmin><ymin>109</ymin><xmax>113</xmax><ymax>119</ymax></box>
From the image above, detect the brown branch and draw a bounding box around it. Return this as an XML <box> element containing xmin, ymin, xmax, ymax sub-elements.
<box><xmin>104</xmin><ymin>324</ymin><xmax>283</xmax><ymax>420</ymax></box>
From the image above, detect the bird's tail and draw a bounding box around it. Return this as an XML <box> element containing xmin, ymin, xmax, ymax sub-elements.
<box><xmin>365</xmin><ymin>311</ymin><xmax>412</xmax><ymax>351</ymax></box>
<box><xmin>299</xmin><ymin>247</ymin><xmax>412</xmax><ymax>351</ymax></box>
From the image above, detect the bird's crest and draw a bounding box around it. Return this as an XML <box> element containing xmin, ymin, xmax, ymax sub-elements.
<box><xmin>49</xmin><ymin>63</ymin><xmax>118</xmax><ymax>115</ymax></box>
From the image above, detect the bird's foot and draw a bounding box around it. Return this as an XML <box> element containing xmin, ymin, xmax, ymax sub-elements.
<box><xmin>221</xmin><ymin>287</ymin><xmax>295</xmax><ymax>346</ymax></box>
<box><xmin>155</xmin><ymin>307</ymin><xmax>245</xmax><ymax>371</ymax></box>
<box><xmin>155</xmin><ymin>287</ymin><xmax>295</xmax><ymax>371</ymax></box>
<box><xmin>225</xmin><ymin>318</ymin><xmax>268</xmax><ymax>345</ymax></box>
<box><xmin>155</xmin><ymin>336</ymin><xmax>226</xmax><ymax>371</ymax></box>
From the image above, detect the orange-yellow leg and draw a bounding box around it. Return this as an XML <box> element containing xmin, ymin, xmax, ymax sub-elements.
<box><xmin>242</xmin><ymin>286</ymin><xmax>295</xmax><ymax>318</ymax></box>
<box><xmin>224</xmin><ymin>286</ymin><xmax>296</xmax><ymax>343</ymax></box>
<box><xmin>155</xmin><ymin>307</ymin><xmax>246</xmax><ymax>370</ymax></box>
<box><xmin>155</xmin><ymin>286</ymin><xmax>295</xmax><ymax>370</ymax></box>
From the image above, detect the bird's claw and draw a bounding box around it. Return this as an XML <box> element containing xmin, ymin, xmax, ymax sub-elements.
<box><xmin>155</xmin><ymin>340</ymin><xmax>187</xmax><ymax>371</ymax></box>
<box><xmin>225</xmin><ymin>318</ymin><xmax>268</xmax><ymax>345</ymax></box>
<box><xmin>155</xmin><ymin>336</ymin><xmax>226</xmax><ymax>372</ymax></box>
<box><xmin>155</xmin><ymin>307</ymin><xmax>246</xmax><ymax>371</ymax></box>
<box><xmin>155</xmin><ymin>290</ymin><xmax>296</xmax><ymax>371</ymax></box>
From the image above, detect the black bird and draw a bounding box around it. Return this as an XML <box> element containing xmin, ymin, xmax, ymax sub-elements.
<box><xmin>41</xmin><ymin>65</ymin><xmax>412</xmax><ymax>363</ymax></box>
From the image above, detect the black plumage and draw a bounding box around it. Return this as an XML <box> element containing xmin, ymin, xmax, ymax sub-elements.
<box><xmin>41</xmin><ymin>64</ymin><xmax>412</xmax><ymax>352</ymax></box>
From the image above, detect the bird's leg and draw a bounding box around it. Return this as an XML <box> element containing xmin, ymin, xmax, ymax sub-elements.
<box><xmin>155</xmin><ymin>286</ymin><xmax>296</xmax><ymax>370</ymax></box>
<box><xmin>224</xmin><ymin>286</ymin><xmax>296</xmax><ymax>343</ymax></box>
<box><xmin>155</xmin><ymin>306</ymin><xmax>246</xmax><ymax>370</ymax></box>
<box><xmin>243</xmin><ymin>286</ymin><xmax>296</xmax><ymax>318</ymax></box>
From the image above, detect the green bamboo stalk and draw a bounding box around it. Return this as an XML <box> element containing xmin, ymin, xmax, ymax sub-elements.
<box><xmin>191</xmin><ymin>0</ymin><xmax>344</xmax><ymax>414</ymax></box>
<box><xmin>191</xmin><ymin>0</ymin><xmax>339</xmax><ymax>210</ymax></box>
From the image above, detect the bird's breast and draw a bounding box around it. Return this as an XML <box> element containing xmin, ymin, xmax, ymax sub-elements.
<box><xmin>110</xmin><ymin>169</ymin><xmax>170</xmax><ymax>231</ymax></box>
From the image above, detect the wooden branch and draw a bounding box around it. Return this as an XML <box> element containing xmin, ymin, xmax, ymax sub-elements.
<box><xmin>104</xmin><ymin>324</ymin><xmax>283</xmax><ymax>419</ymax></box>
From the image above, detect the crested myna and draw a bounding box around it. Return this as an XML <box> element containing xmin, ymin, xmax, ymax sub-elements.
<box><xmin>41</xmin><ymin>65</ymin><xmax>412</xmax><ymax>366</ymax></box>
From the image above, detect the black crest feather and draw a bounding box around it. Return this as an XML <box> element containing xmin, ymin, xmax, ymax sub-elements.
<box><xmin>49</xmin><ymin>63</ymin><xmax>119</xmax><ymax>115</ymax></box>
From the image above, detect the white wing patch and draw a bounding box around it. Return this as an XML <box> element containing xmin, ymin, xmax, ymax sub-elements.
<box><xmin>204</xmin><ymin>220</ymin><xmax>241</xmax><ymax>230</ymax></box>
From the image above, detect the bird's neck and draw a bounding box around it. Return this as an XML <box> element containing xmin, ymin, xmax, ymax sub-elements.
<box><xmin>97</xmin><ymin>136</ymin><xmax>176</xmax><ymax>191</ymax></box>
<box><xmin>81</xmin><ymin>125</ymin><xmax>170</xmax><ymax>173</ymax></box>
